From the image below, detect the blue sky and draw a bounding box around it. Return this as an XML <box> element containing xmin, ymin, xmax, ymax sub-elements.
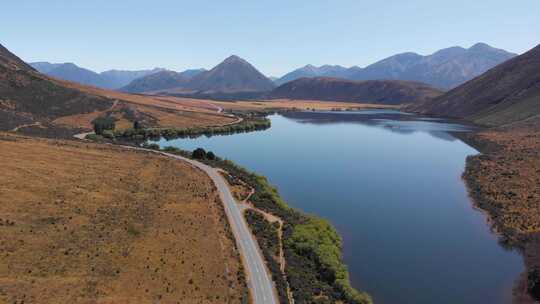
<box><xmin>2</xmin><ymin>0</ymin><xmax>539</xmax><ymax>76</ymax></box>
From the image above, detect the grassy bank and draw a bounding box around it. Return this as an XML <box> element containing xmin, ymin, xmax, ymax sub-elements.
<box><xmin>112</xmin><ymin>117</ymin><xmax>270</xmax><ymax>141</ymax></box>
<box><xmin>152</xmin><ymin>145</ymin><xmax>372</xmax><ymax>304</ymax></box>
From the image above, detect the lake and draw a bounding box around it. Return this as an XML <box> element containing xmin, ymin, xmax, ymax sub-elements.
<box><xmin>151</xmin><ymin>110</ymin><xmax>523</xmax><ymax>304</ymax></box>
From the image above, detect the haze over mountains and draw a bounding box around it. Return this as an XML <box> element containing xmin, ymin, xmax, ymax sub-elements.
<box><xmin>30</xmin><ymin>62</ymin><xmax>165</xmax><ymax>89</ymax></box>
<box><xmin>410</xmin><ymin>43</ymin><xmax>540</xmax><ymax>126</ymax></box>
<box><xmin>276</xmin><ymin>43</ymin><xmax>516</xmax><ymax>89</ymax></box>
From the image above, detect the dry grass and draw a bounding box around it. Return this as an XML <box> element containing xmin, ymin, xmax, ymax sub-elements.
<box><xmin>463</xmin><ymin>128</ymin><xmax>540</xmax><ymax>303</ymax></box>
<box><xmin>0</xmin><ymin>133</ymin><xmax>245</xmax><ymax>303</ymax></box>
<box><xmin>32</xmin><ymin>79</ymin><xmax>237</xmax><ymax>133</ymax></box>
<box><xmin>210</xmin><ymin>99</ymin><xmax>398</xmax><ymax>112</ymax></box>
<box><xmin>465</xmin><ymin>130</ymin><xmax>540</xmax><ymax>236</ymax></box>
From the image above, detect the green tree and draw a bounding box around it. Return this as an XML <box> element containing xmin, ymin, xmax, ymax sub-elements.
<box><xmin>92</xmin><ymin>116</ymin><xmax>116</xmax><ymax>135</ymax></box>
<box><xmin>192</xmin><ymin>148</ymin><xmax>207</xmax><ymax>159</ymax></box>
<box><xmin>206</xmin><ymin>151</ymin><xmax>216</xmax><ymax>160</ymax></box>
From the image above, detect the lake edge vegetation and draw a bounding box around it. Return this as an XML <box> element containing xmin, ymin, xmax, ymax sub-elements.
<box><xmin>457</xmin><ymin>130</ymin><xmax>540</xmax><ymax>301</ymax></box>
<box><xmin>141</xmin><ymin>144</ymin><xmax>372</xmax><ymax>304</ymax></box>
<box><xmin>112</xmin><ymin>116</ymin><xmax>271</xmax><ymax>141</ymax></box>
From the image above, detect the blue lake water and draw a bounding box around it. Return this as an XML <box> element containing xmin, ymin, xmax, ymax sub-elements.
<box><xmin>152</xmin><ymin>110</ymin><xmax>523</xmax><ymax>304</ymax></box>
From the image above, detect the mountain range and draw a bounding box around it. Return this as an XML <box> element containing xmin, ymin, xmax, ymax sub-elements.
<box><xmin>270</xmin><ymin>77</ymin><xmax>442</xmax><ymax>104</ymax></box>
<box><xmin>30</xmin><ymin>62</ymin><xmax>165</xmax><ymax>89</ymax></box>
<box><xmin>121</xmin><ymin>55</ymin><xmax>276</xmax><ymax>95</ymax></box>
<box><xmin>32</xmin><ymin>42</ymin><xmax>515</xmax><ymax>96</ymax></box>
<box><xmin>409</xmin><ymin>43</ymin><xmax>540</xmax><ymax>126</ymax></box>
<box><xmin>120</xmin><ymin>69</ymin><xmax>206</xmax><ymax>93</ymax></box>
<box><xmin>276</xmin><ymin>43</ymin><xmax>516</xmax><ymax>89</ymax></box>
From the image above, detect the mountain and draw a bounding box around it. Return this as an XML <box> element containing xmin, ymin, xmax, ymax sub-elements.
<box><xmin>45</xmin><ymin>63</ymin><xmax>109</xmax><ymax>88</ymax></box>
<box><xmin>408</xmin><ymin>44</ymin><xmax>540</xmax><ymax>126</ymax></box>
<box><xmin>276</xmin><ymin>43</ymin><xmax>516</xmax><ymax>90</ymax></box>
<box><xmin>269</xmin><ymin>77</ymin><xmax>443</xmax><ymax>105</ymax></box>
<box><xmin>276</xmin><ymin>64</ymin><xmax>357</xmax><ymax>86</ymax></box>
<box><xmin>0</xmin><ymin>44</ymin><xmax>112</xmax><ymax>131</ymax></box>
<box><xmin>99</xmin><ymin>68</ymin><xmax>165</xmax><ymax>89</ymax></box>
<box><xmin>122</xmin><ymin>56</ymin><xmax>275</xmax><ymax>95</ymax></box>
<box><xmin>29</xmin><ymin>62</ymin><xmax>63</xmax><ymax>73</ymax></box>
<box><xmin>352</xmin><ymin>43</ymin><xmax>517</xmax><ymax>89</ymax></box>
<box><xmin>188</xmin><ymin>55</ymin><xmax>275</xmax><ymax>93</ymax></box>
<box><xmin>30</xmin><ymin>62</ymin><xmax>164</xmax><ymax>89</ymax></box>
<box><xmin>120</xmin><ymin>69</ymin><xmax>204</xmax><ymax>93</ymax></box>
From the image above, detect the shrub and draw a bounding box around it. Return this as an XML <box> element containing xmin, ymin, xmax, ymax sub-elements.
<box><xmin>206</xmin><ymin>151</ymin><xmax>216</xmax><ymax>160</ymax></box>
<box><xmin>102</xmin><ymin>130</ymin><xmax>115</xmax><ymax>139</ymax></box>
<box><xmin>192</xmin><ymin>148</ymin><xmax>207</xmax><ymax>159</ymax></box>
<box><xmin>528</xmin><ymin>269</ymin><xmax>540</xmax><ymax>300</ymax></box>
<box><xmin>92</xmin><ymin>116</ymin><xmax>116</xmax><ymax>135</ymax></box>
<box><xmin>142</xmin><ymin>143</ymin><xmax>160</xmax><ymax>150</ymax></box>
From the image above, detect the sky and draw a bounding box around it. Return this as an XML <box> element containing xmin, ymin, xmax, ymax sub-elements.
<box><xmin>2</xmin><ymin>0</ymin><xmax>539</xmax><ymax>77</ymax></box>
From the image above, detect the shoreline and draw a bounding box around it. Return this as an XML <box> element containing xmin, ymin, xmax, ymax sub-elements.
<box><xmin>141</xmin><ymin>144</ymin><xmax>373</xmax><ymax>304</ymax></box>
<box><xmin>457</xmin><ymin>130</ymin><xmax>539</xmax><ymax>303</ymax></box>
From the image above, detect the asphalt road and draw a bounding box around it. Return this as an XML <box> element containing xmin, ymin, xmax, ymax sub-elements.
<box><xmin>149</xmin><ymin>150</ymin><xmax>278</xmax><ymax>304</ymax></box>
<box><xmin>73</xmin><ymin>134</ymin><xmax>278</xmax><ymax>303</ymax></box>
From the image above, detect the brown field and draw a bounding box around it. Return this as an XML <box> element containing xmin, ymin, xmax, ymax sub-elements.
<box><xmin>209</xmin><ymin>99</ymin><xmax>398</xmax><ymax>112</ymax></box>
<box><xmin>0</xmin><ymin>133</ymin><xmax>245</xmax><ymax>303</ymax></box>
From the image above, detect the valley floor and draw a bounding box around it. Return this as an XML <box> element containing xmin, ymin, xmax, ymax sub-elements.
<box><xmin>0</xmin><ymin>133</ymin><xmax>246</xmax><ymax>303</ymax></box>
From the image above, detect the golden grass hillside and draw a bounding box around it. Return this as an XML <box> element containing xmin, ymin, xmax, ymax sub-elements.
<box><xmin>0</xmin><ymin>133</ymin><xmax>246</xmax><ymax>303</ymax></box>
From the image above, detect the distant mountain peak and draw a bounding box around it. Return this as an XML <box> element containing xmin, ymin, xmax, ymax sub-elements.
<box><xmin>469</xmin><ymin>42</ymin><xmax>493</xmax><ymax>51</ymax></box>
<box><xmin>223</xmin><ymin>55</ymin><xmax>247</xmax><ymax>64</ymax></box>
<box><xmin>189</xmin><ymin>55</ymin><xmax>275</xmax><ymax>93</ymax></box>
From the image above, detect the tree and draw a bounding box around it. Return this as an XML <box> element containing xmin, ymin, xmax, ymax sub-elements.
<box><xmin>192</xmin><ymin>148</ymin><xmax>207</xmax><ymax>159</ymax></box>
<box><xmin>206</xmin><ymin>151</ymin><xmax>216</xmax><ymax>160</ymax></box>
<box><xmin>92</xmin><ymin>116</ymin><xmax>116</xmax><ymax>135</ymax></box>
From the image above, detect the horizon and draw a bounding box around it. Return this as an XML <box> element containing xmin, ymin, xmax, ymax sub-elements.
<box><xmin>24</xmin><ymin>42</ymin><xmax>520</xmax><ymax>77</ymax></box>
<box><xmin>3</xmin><ymin>1</ymin><xmax>539</xmax><ymax>77</ymax></box>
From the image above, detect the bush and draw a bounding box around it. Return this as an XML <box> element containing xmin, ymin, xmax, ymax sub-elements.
<box><xmin>142</xmin><ymin>143</ymin><xmax>160</xmax><ymax>150</ymax></box>
<box><xmin>102</xmin><ymin>130</ymin><xmax>115</xmax><ymax>139</ymax></box>
<box><xmin>192</xmin><ymin>148</ymin><xmax>207</xmax><ymax>159</ymax></box>
<box><xmin>92</xmin><ymin>116</ymin><xmax>116</xmax><ymax>135</ymax></box>
<box><xmin>206</xmin><ymin>151</ymin><xmax>216</xmax><ymax>160</ymax></box>
<box><xmin>528</xmin><ymin>269</ymin><xmax>540</xmax><ymax>300</ymax></box>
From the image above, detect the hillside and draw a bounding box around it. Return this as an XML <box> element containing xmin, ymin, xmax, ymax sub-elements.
<box><xmin>31</xmin><ymin>62</ymin><xmax>164</xmax><ymax>89</ymax></box>
<box><xmin>0</xmin><ymin>43</ymin><xmax>235</xmax><ymax>136</ymax></box>
<box><xmin>0</xmin><ymin>43</ymin><xmax>113</xmax><ymax>132</ymax></box>
<box><xmin>269</xmin><ymin>77</ymin><xmax>442</xmax><ymax>105</ymax></box>
<box><xmin>121</xmin><ymin>69</ymin><xmax>205</xmax><ymax>93</ymax></box>
<box><xmin>0</xmin><ymin>133</ymin><xmax>246</xmax><ymax>303</ymax></box>
<box><xmin>276</xmin><ymin>43</ymin><xmax>515</xmax><ymax>89</ymax></box>
<box><xmin>409</xmin><ymin>44</ymin><xmax>540</xmax><ymax>126</ymax></box>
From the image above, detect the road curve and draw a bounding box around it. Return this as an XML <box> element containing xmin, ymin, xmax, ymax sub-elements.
<box><xmin>124</xmin><ymin>147</ymin><xmax>278</xmax><ymax>304</ymax></box>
